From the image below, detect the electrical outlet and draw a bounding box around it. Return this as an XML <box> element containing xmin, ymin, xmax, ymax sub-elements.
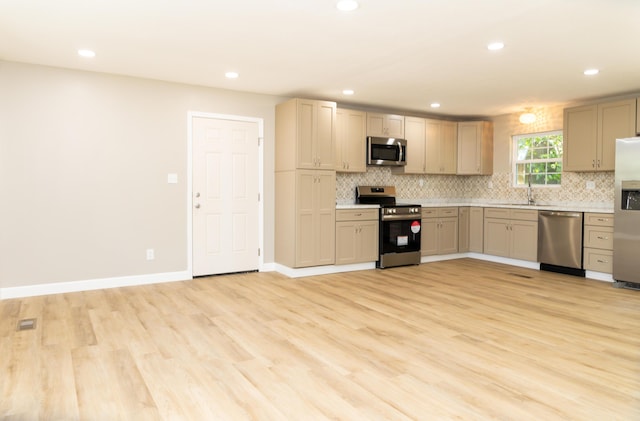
<box><xmin>488</xmin><ymin>180</ymin><xmax>493</xmax><ymax>189</ymax></box>
<box><xmin>146</xmin><ymin>249</ymin><xmax>155</xmax><ymax>260</ymax></box>
<box><xmin>586</xmin><ymin>181</ymin><xmax>596</xmax><ymax>190</ymax></box>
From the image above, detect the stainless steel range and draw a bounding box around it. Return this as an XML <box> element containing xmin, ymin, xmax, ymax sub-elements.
<box><xmin>355</xmin><ymin>186</ymin><xmax>422</xmax><ymax>268</ymax></box>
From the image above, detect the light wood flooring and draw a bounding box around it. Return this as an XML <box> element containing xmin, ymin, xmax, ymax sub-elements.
<box><xmin>1</xmin><ymin>258</ymin><xmax>639</xmax><ymax>420</ymax></box>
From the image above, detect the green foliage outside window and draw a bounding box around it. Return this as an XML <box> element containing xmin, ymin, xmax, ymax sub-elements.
<box><xmin>513</xmin><ymin>131</ymin><xmax>563</xmax><ymax>186</ymax></box>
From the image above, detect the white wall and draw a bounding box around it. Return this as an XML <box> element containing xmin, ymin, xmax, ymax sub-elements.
<box><xmin>0</xmin><ymin>61</ymin><xmax>283</xmax><ymax>289</ymax></box>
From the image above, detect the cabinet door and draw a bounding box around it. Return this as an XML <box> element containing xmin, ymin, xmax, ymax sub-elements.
<box><xmin>457</xmin><ymin>121</ymin><xmax>492</xmax><ymax>175</ymax></box>
<box><xmin>297</xmin><ymin>100</ymin><xmax>316</xmax><ymax>169</ymax></box>
<box><xmin>421</xmin><ymin>218</ymin><xmax>439</xmax><ymax>256</ymax></box>
<box><xmin>344</xmin><ymin>110</ymin><xmax>366</xmax><ymax>172</ymax></box>
<box><xmin>316</xmin><ymin>171</ymin><xmax>336</xmax><ymax>265</ymax></box>
<box><xmin>336</xmin><ymin>109</ymin><xmax>366</xmax><ymax>173</ymax></box>
<box><xmin>366</xmin><ymin>113</ymin><xmax>386</xmax><ymax>137</ymax></box>
<box><xmin>598</xmin><ymin>99</ymin><xmax>636</xmax><ymax>170</ymax></box>
<box><xmin>358</xmin><ymin>220</ymin><xmax>379</xmax><ymax>262</ymax></box>
<box><xmin>440</xmin><ymin>121</ymin><xmax>458</xmax><ymax>174</ymax></box>
<box><xmin>563</xmin><ymin>104</ymin><xmax>598</xmax><ymax>171</ymax></box>
<box><xmin>439</xmin><ymin>217</ymin><xmax>459</xmax><ymax>255</ymax></box>
<box><xmin>316</xmin><ymin>101</ymin><xmax>336</xmax><ymax>170</ymax></box>
<box><xmin>296</xmin><ymin>170</ymin><xmax>316</xmax><ymax>266</ymax></box>
<box><xmin>385</xmin><ymin>114</ymin><xmax>405</xmax><ymax>138</ymax></box>
<box><xmin>335</xmin><ymin>221</ymin><xmax>357</xmax><ymax>265</ymax></box>
<box><xmin>458</xmin><ymin>207</ymin><xmax>470</xmax><ymax>253</ymax></box>
<box><xmin>484</xmin><ymin>218</ymin><xmax>510</xmax><ymax>257</ymax></box>
<box><xmin>510</xmin><ymin>220</ymin><xmax>538</xmax><ymax>261</ymax></box>
<box><xmin>424</xmin><ymin>119</ymin><xmax>441</xmax><ymax>173</ymax></box>
<box><xmin>366</xmin><ymin>113</ymin><xmax>404</xmax><ymax>137</ymax></box>
<box><xmin>403</xmin><ymin>117</ymin><xmax>426</xmax><ymax>173</ymax></box>
<box><xmin>469</xmin><ymin>207</ymin><xmax>484</xmax><ymax>253</ymax></box>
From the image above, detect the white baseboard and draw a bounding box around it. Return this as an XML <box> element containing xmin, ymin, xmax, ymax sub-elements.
<box><xmin>585</xmin><ymin>271</ymin><xmax>614</xmax><ymax>282</ymax></box>
<box><xmin>2</xmin><ymin>258</ymin><xmax>614</xmax><ymax>300</ymax></box>
<box><xmin>274</xmin><ymin>262</ymin><xmax>376</xmax><ymax>278</ymax></box>
<box><xmin>0</xmin><ymin>271</ymin><xmax>191</xmax><ymax>300</ymax></box>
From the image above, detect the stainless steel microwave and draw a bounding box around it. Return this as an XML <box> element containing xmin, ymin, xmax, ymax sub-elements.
<box><xmin>367</xmin><ymin>136</ymin><xmax>407</xmax><ymax>166</ymax></box>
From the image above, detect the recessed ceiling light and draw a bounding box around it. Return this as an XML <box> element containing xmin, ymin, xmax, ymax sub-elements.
<box><xmin>487</xmin><ymin>42</ymin><xmax>504</xmax><ymax>51</ymax></box>
<box><xmin>342</xmin><ymin>89</ymin><xmax>354</xmax><ymax>95</ymax></box>
<box><xmin>336</xmin><ymin>0</ymin><xmax>359</xmax><ymax>11</ymax></box>
<box><xmin>77</xmin><ymin>49</ymin><xmax>96</xmax><ymax>58</ymax></box>
<box><xmin>584</xmin><ymin>68</ymin><xmax>599</xmax><ymax>76</ymax></box>
<box><xmin>430</xmin><ymin>103</ymin><xmax>441</xmax><ymax>108</ymax></box>
<box><xmin>225</xmin><ymin>71</ymin><xmax>239</xmax><ymax>79</ymax></box>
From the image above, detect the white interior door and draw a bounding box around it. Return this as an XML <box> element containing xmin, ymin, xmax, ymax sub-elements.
<box><xmin>192</xmin><ymin>116</ymin><xmax>259</xmax><ymax>276</ymax></box>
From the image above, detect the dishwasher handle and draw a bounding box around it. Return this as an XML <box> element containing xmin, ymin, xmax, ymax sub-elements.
<box><xmin>539</xmin><ymin>211</ymin><xmax>582</xmax><ymax>218</ymax></box>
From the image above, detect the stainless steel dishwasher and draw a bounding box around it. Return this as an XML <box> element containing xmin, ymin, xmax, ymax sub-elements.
<box><xmin>538</xmin><ymin>211</ymin><xmax>585</xmax><ymax>277</ymax></box>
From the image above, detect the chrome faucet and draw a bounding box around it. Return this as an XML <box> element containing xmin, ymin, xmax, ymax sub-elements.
<box><xmin>527</xmin><ymin>176</ymin><xmax>535</xmax><ymax>205</ymax></box>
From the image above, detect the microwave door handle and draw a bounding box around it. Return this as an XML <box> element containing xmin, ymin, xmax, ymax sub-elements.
<box><xmin>398</xmin><ymin>142</ymin><xmax>403</xmax><ymax>163</ymax></box>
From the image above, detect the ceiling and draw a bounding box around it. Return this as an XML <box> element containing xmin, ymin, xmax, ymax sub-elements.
<box><xmin>2</xmin><ymin>0</ymin><xmax>639</xmax><ymax>118</ymax></box>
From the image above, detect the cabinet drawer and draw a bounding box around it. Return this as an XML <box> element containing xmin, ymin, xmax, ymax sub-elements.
<box><xmin>336</xmin><ymin>209</ymin><xmax>378</xmax><ymax>221</ymax></box>
<box><xmin>584</xmin><ymin>213</ymin><xmax>614</xmax><ymax>227</ymax></box>
<box><xmin>484</xmin><ymin>208</ymin><xmax>511</xmax><ymax>219</ymax></box>
<box><xmin>421</xmin><ymin>208</ymin><xmax>438</xmax><ymax>218</ymax></box>
<box><xmin>510</xmin><ymin>209</ymin><xmax>538</xmax><ymax>221</ymax></box>
<box><xmin>583</xmin><ymin>226</ymin><xmax>613</xmax><ymax>249</ymax></box>
<box><xmin>484</xmin><ymin>208</ymin><xmax>537</xmax><ymax>221</ymax></box>
<box><xmin>437</xmin><ymin>207</ymin><xmax>458</xmax><ymax>217</ymax></box>
<box><xmin>422</xmin><ymin>207</ymin><xmax>459</xmax><ymax>218</ymax></box>
<box><xmin>584</xmin><ymin>248</ymin><xmax>613</xmax><ymax>273</ymax></box>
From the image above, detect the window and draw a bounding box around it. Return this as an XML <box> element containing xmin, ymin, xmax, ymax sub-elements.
<box><xmin>513</xmin><ymin>130</ymin><xmax>563</xmax><ymax>186</ymax></box>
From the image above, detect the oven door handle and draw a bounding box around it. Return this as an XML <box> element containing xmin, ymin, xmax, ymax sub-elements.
<box><xmin>381</xmin><ymin>214</ymin><xmax>417</xmax><ymax>222</ymax></box>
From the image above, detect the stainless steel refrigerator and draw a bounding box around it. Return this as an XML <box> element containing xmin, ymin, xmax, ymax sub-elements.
<box><xmin>613</xmin><ymin>137</ymin><xmax>640</xmax><ymax>289</ymax></box>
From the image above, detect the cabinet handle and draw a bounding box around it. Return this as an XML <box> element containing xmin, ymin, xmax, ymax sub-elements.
<box><xmin>597</xmin><ymin>236</ymin><xmax>609</xmax><ymax>240</ymax></box>
<box><xmin>597</xmin><ymin>218</ymin><xmax>608</xmax><ymax>222</ymax></box>
<box><xmin>596</xmin><ymin>259</ymin><xmax>609</xmax><ymax>263</ymax></box>
<box><xmin>597</xmin><ymin>159</ymin><xmax>601</xmax><ymax>168</ymax></box>
<box><xmin>592</xmin><ymin>159</ymin><xmax>596</xmax><ymax>168</ymax></box>
<box><xmin>354</xmin><ymin>213</ymin><xmax>362</xmax><ymax>216</ymax></box>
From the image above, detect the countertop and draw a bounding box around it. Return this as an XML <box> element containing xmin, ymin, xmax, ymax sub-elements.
<box><xmin>336</xmin><ymin>200</ymin><xmax>614</xmax><ymax>214</ymax></box>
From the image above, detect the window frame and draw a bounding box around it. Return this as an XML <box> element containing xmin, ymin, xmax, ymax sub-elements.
<box><xmin>512</xmin><ymin>130</ymin><xmax>563</xmax><ymax>188</ymax></box>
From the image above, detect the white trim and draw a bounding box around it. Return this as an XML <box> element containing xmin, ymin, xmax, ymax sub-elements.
<box><xmin>468</xmin><ymin>253</ymin><xmax>541</xmax><ymax>270</ymax></box>
<box><xmin>274</xmin><ymin>262</ymin><xmax>376</xmax><ymax>278</ymax></box>
<box><xmin>187</xmin><ymin>111</ymin><xmax>265</xmax><ymax>278</ymax></box>
<box><xmin>0</xmin><ymin>271</ymin><xmax>190</xmax><ymax>299</ymax></box>
<box><xmin>585</xmin><ymin>270</ymin><xmax>614</xmax><ymax>282</ymax></box>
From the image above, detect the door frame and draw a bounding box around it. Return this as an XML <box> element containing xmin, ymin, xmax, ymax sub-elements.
<box><xmin>187</xmin><ymin>111</ymin><xmax>264</xmax><ymax>278</ymax></box>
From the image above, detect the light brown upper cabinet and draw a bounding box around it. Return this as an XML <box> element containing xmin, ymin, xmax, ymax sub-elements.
<box><xmin>366</xmin><ymin>112</ymin><xmax>405</xmax><ymax>138</ymax></box>
<box><xmin>392</xmin><ymin>117</ymin><xmax>457</xmax><ymax>175</ymax></box>
<box><xmin>276</xmin><ymin>98</ymin><xmax>336</xmax><ymax>171</ymax></box>
<box><xmin>457</xmin><ymin>121</ymin><xmax>493</xmax><ymax>175</ymax></box>
<box><xmin>393</xmin><ymin>116</ymin><xmax>425</xmax><ymax>174</ymax></box>
<box><xmin>563</xmin><ymin>98</ymin><xmax>636</xmax><ymax>172</ymax></box>
<box><xmin>425</xmin><ymin>119</ymin><xmax>457</xmax><ymax>174</ymax></box>
<box><xmin>335</xmin><ymin>108</ymin><xmax>366</xmax><ymax>173</ymax></box>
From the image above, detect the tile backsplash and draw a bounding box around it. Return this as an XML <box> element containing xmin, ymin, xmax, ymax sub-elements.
<box><xmin>336</xmin><ymin>167</ymin><xmax>614</xmax><ymax>206</ymax></box>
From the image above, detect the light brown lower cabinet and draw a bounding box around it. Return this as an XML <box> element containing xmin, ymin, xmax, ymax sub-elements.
<box><xmin>483</xmin><ymin>208</ymin><xmax>538</xmax><ymax>261</ymax></box>
<box><xmin>583</xmin><ymin>212</ymin><xmax>614</xmax><ymax>273</ymax></box>
<box><xmin>459</xmin><ymin>207</ymin><xmax>484</xmax><ymax>253</ymax></box>
<box><xmin>335</xmin><ymin>209</ymin><xmax>379</xmax><ymax>265</ymax></box>
<box><xmin>421</xmin><ymin>207</ymin><xmax>458</xmax><ymax>256</ymax></box>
